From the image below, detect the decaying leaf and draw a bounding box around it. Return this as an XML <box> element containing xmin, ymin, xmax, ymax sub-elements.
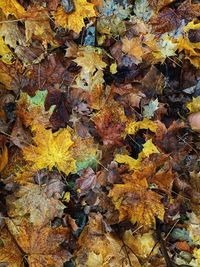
<box><xmin>72</xmin><ymin>46</ymin><xmax>107</xmax><ymax>92</ymax></box>
<box><xmin>109</xmin><ymin>172</ymin><xmax>164</xmax><ymax>231</ymax></box>
<box><xmin>0</xmin><ymin>227</ymin><xmax>23</xmax><ymax>267</ymax></box>
<box><xmin>6</xmin><ymin>182</ymin><xmax>65</xmax><ymax>227</ymax></box>
<box><xmin>22</xmin><ymin>124</ymin><xmax>76</xmax><ymax>175</ymax></box>
<box><xmin>143</xmin><ymin>99</ymin><xmax>159</xmax><ymax>118</ymax></box>
<box><xmin>5</xmin><ymin>217</ymin><xmax>71</xmax><ymax>267</ymax></box>
<box><xmin>75</xmin><ymin>213</ymin><xmax>141</xmax><ymax>266</ymax></box>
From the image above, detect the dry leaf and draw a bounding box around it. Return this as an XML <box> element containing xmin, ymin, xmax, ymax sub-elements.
<box><xmin>122</xmin><ymin>37</ymin><xmax>143</xmax><ymax>64</ymax></box>
<box><xmin>52</xmin><ymin>0</ymin><xmax>96</xmax><ymax>33</ymax></box>
<box><xmin>109</xmin><ymin>173</ymin><xmax>164</xmax><ymax>231</ymax></box>
<box><xmin>75</xmin><ymin>213</ymin><xmax>141</xmax><ymax>267</ymax></box>
<box><xmin>22</xmin><ymin>124</ymin><xmax>76</xmax><ymax>175</ymax></box>
<box><xmin>6</xmin><ymin>217</ymin><xmax>71</xmax><ymax>267</ymax></box>
<box><xmin>0</xmin><ymin>227</ymin><xmax>23</xmax><ymax>267</ymax></box>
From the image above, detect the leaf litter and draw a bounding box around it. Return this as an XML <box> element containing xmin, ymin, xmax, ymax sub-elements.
<box><xmin>0</xmin><ymin>0</ymin><xmax>200</xmax><ymax>266</ymax></box>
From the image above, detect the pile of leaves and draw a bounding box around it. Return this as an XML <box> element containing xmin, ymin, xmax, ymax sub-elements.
<box><xmin>0</xmin><ymin>0</ymin><xmax>200</xmax><ymax>266</ymax></box>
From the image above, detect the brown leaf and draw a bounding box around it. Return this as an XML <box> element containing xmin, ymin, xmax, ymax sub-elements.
<box><xmin>0</xmin><ymin>227</ymin><xmax>23</xmax><ymax>267</ymax></box>
<box><xmin>5</xmin><ymin>217</ymin><xmax>71</xmax><ymax>267</ymax></box>
<box><xmin>76</xmin><ymin>167</ymin><xmax>97</xmax><ymax>195</ymax></box>
<box><xmin>11</xmin><ymin>118</ymin><xmax>31</xmax><ymax>149</ymax></box>
<box><xmin>6</xmin><ymin>183</ymin><xmax>65</xmax><ymax>227</ymax></box>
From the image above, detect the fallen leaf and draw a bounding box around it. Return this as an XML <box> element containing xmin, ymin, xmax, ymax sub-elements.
<box><xmin>5</xmin><ymin>217</ymin><xmax>71</xmax><ymax>267</ymax></box>
<box><xmin>109</xmin><ymin>172</ymin><xmax>164</xmax><ymax>231</ymax></box>
<box><xmin>143</xmin><ymin>99</ymin><xmax>159</xmax><ymax>119</ymax></box>
<box><xmin>6</xmin><ymin>182</ymin><xmax>65</xmax><ymax>227</ymax></box>
<box><xmin>75</xmin><ymin>213</ymin><xmax>141</xmax><ymax>266</ymax></box>
<box><xmin>0</xmin><ymin>0</ymin><xmax>26</xmax><ymax>18</ymax></box>
<box><xmin>122</xmin><ymin>37</ymin><xmax>143</xmax><ymax>64</ymax></box>
<box><xmin>187</xmin><ymin>96</ymin><xmax>200</xmax><ymax>113</ymax></box>
<box><xmin>22</xmin><ymin>124</ymin><xmax>76</xmax><ymax>175</ymax></box>
<box><xmin>0</xmin><ymin>227</ymin><xmax>23</xmax><ymax>267</ymax></box>
<box><xmin>52</xmin><ymin>0</ymin><xmax>96</xmax><ymax>33</ymax></box>
<box><xmin>0</xmin><ymin>141</ymin><xmax>8</xmax><ymax>172</ymax></box>
<box><xmin>126</xmin><ymin>118</ymin><xmax>158</xmax><ymax>135</ymax></box>
<box><xmin>0</xmin><ymin>36</ymin><xmax>14</xmax><ymax>64</ymax></box>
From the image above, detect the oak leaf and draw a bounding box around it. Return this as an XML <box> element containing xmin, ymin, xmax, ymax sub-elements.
<box><xmin>22</xmin><ymin>124</ymin><xmax>76</xmax><ymax>175</ymax></box>
<box><xmin>108</xmin><ymin>173</ymin><xmax>164</xmax><ymax>231</ymax></box>
<box><xmin>52</xmin><ymin>0</ymin><xmax>96</xmax><ymax>34</ymax></box>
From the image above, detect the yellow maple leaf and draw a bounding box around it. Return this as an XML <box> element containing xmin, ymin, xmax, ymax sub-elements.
<box><xmin>0</xmin><ymin>0</ymin><xmax>26</xmax><ymax>18</ymax></box>
<box><xmin>115</xmin><ymin>139</ymin><xmax>159</xmax><ymax>171</ymax></box>
<box><xmin>122</xmin><ymin>37</ymin><xmax>143</xmax><ymax>64</ymax></box>
<box><xmin>0</xmin><ymin>36</ymin><xmax>14</xmax><ymax>64</ymax></box>
<box><xmin>109</xmin><ymin>173</ymin><xmax>164</xmax><ymax>231</ymax></box>
<box><xmin>52</xmin><ymin>0</ymin><xmax>96</xmax><ymax>34</ymax></box>
<box><xmin>73</xmin><ymin>46</ymin><xmax>107</xmax><ymax>91</ymax></box>
<box><xmin>126</xmin><ymin>118</ymin><xmax>158</xmax><ymax>135</ymax></box>
<box><xmin>177</xmin><ymin>21</ymin><xmax>200</xmax><ymax>69</ymax></box>
<box><xmin>22</xmin><ymin>124</ymin><xmax>76</xmax><ymax>175</ymax></box>
<box><xmin>186</xmin><ymin>96</ymin><xmax>200</xmax><ymax>113</ymax></box>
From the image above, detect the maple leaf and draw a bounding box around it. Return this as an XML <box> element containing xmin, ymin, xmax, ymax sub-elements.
<box><xmin>122</xmin><ymin>37</ymin><xmax>143</xmax><ymax>64</ymax></box>
<box><xmin>126</xmin><ymin>118</ymin><xmax>158</xmax><ymax>135</ymax></box>
<box><xmin>0</xmin><ymin>227</ymin><xmax>23</xmax><ymax>267</ymax></box>
<box><xmin>75</xmin><ymin>213</ymin><xmax>141</xmax><ymax>267</ymax></box>
<box><xmin>108</xmin><ymin>173</ymin><xmax>164</xmax><ymax>231</ymax></box>
<box><xmin>22</xmin><ymin>124</ymin><xmax>76</xmax><ymax>175</ymax></box>
<box><xmin>93</xmin><ymin>101</ymin><xmax>126</xmax><ymax>145</ymax></box>
<box><xmin>6</xmin><ymin>182</ymin><xmax>65</xmax><ymax>227</ymax></box>
<box><xmin>17</xmin><ymin>90</ymin><xmax>55</xmax><ymax>130</ymax></box>
<box><xmin>25</xmin><ymin>7</ymin><xmax>57</xmax><ymax>47</ymax></box>
<box><xmin>115</xmin><ymin>139</ymin><xmax>159</xmax><ymax>170</ymax></box>
<box><xmin>143</xmin><ymin>99</ymin><xmax>159</xmax><ymax>118</ymax></box>
<box><xmin>123</xmin><ymin>230</ymin><xmax>159</xmax><ymax>258</ymax></box>
<box><xmin>5</xmin><ymin>217</ymin><xmax>71</xmax><ymax>267</ymax></box>
<box><xmin>186</xmin><ymin>96</ymin><xmax>200</xmax><ymax>113</ymax></box>
<box><xmin>52</xmin><ymin>0</ymin><xmax>96</xmax><ymax>34</ymax></box>
<box><xmin>0</xmin><ymin>0</ymin><xmax>26</xmax><ymax>18</ymax></box>
<box><xmin>177</xmin><ymin>21</ymin><xmax>200</xmax><ymax>68</ymax></box>
<box><xmin>72</xmin><ymin>46</ymin><xmax>107</xmax><ymax>92</ymax></box>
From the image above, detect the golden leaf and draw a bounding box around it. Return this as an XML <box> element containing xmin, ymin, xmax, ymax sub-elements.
<box><xmin>186</xmin><ymin>96</ymin><xmax>200</xmax><ymax>113</ymax></box>
<box><xmin>0</xmin><ymin>0</ymin><xmax>26</xmax><ymax>18</ymax></box>
<box><xmin>52</xmin><ymin>0</ymin><xmax>96</xmax><ymax>34</ymax></box>
<box><xmin>22</xmin><ymin>124</ymin><xmax>76</xmax><ymax>175</ymax></box>
<box><xmin>73</xmin><ymin>46</ymin><xmax>107</xmax><ymax>91</ymax></box>
<box><xmin>115</xmin><ymin>139</ymin><xmax>159</xmax><ymax>171</ymax></box>
<box><xmin>126</xmin><ymin>118</ymin><xmax>158</xmax><ymax>135</ymax></box>
<box><xmin>0</xmin><ymin>36</ymin><xmax>14</xmax><ymax>64</ymax></box>
<box><xmin>0</xmin><ymin>227</ymin><xmax>23</xmax><ymax>267</ymax></box>
<box><xmin>122</xmin><ymin>37</ymin><xmax>143</xmax><ymax>64</ymax></box>
<box><xmin>177</xmin><ymin>21</ymin><xmax>200</xmax><ymax>68</ymax></box>
<box><xmin>109</xmin><ymin>173</ymin><xmax>164</xmax><ymax>231</ymax></box>
<box><xmin>5</xmin><ymin>217</ymin><xmax>71</xmax><ymax>267</ymax></box>
<box><xmin>123</xmin><ymin>230</ymin><xmax>159</xmax><ymax>258</ymax></box>
<box><xmin>75</xmin><ymin>213</ymin><xmax>141</xmax><ymax>267</ymax></box>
